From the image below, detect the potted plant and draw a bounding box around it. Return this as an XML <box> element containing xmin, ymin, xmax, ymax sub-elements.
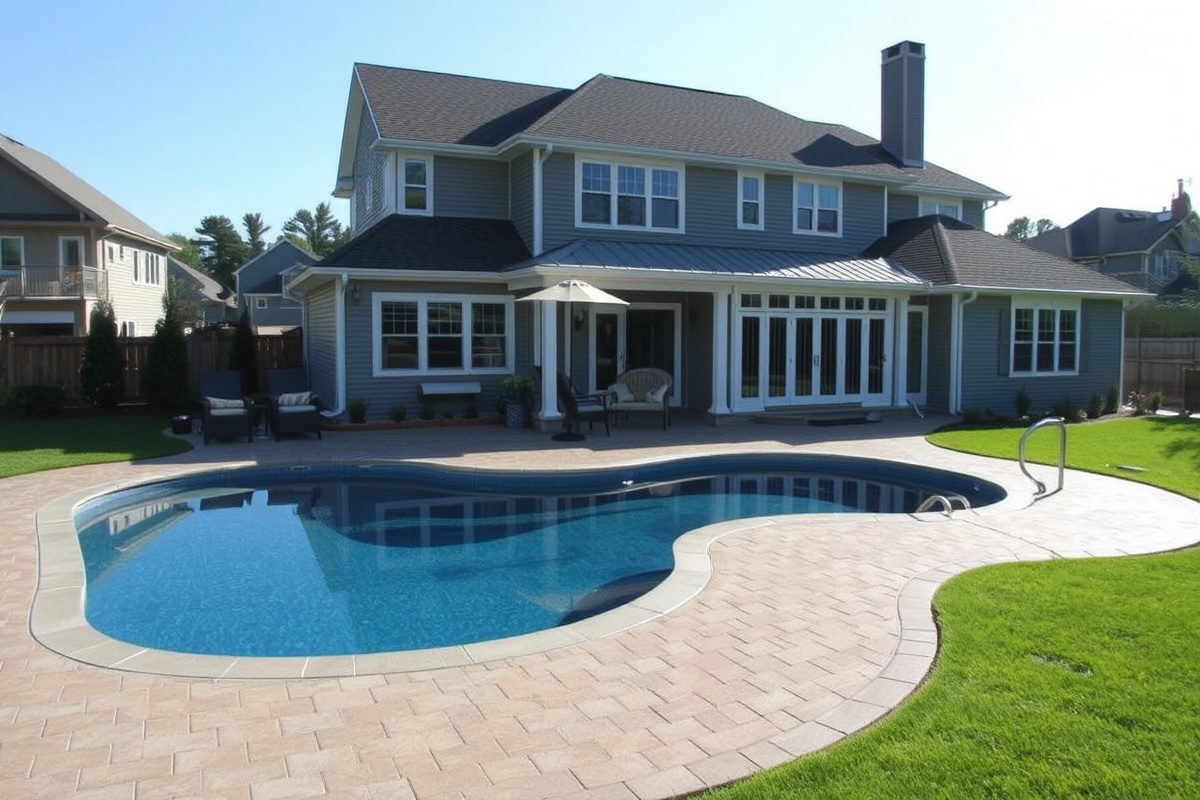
<box><xmin>500</xmin><ymin>375</ymin><xmax>535</xmax><ymax>428</ymax></box>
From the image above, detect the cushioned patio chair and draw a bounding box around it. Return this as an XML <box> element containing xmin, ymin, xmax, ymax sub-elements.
<box><xmin>608</xmin><ymin>367</ymin><xmax>672</xmax><ymax>430</ymax></box>
<box><xmin>266</xmin><ymin>369</ymin><xmax>323</xmax><ymax>441</ymax></box>
<box><xmin>198</xmin><ymin>370</ymin><xmax>253</xmax><ymax>445</ymax></box>
<box><xmin>555</xmin><ymin>370</ymin><xmax>610</xmax><ymax>439</ymax></box>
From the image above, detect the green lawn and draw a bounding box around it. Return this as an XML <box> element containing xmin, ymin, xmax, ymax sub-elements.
<box><xmin>0</xmin><ymin>414</ymin><xmax>192</xmax><ymax>478</ymax></box>
<box><xmin>928</xmin><ymin>415</ymin><xmax>1200</xmax><ymax>499</ymax></box>
<box><xmin>702</xmin><ymin>415</ymin><xmax>1200</xmax><ymax>800</ymax></box>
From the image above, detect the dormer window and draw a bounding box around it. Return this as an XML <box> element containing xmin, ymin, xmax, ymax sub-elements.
<box><xmin>576</xmin><ymin>156</ymin><xmax>683</xmax><ymax>232</ymax></box>
<box><xmin>794</xmin><ymin>179</ymin><xmax>841</xmax><ymax>236</ymax></box>
<box><xmin>919</xmin><ymin>195</ymin><xmax>962</xmax><ymax>219</ymax></box>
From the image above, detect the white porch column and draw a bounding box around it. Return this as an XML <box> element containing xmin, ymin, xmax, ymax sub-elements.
<box><xmin>538</xmin><ymin>300</ymin><xmax>561</xmax><ymax>422</ymax></box>
<box><xmin>894</xmin><ymin>296</ymin><xmax>909</xmax><ymax>408</ymax></box>
<box><xmin>709</xmin><ymin>290</ymin><xmax>731</xmax><ymax>415</ymax></box>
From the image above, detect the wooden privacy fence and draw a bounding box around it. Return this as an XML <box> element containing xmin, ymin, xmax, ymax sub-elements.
<box><xmin>1124</xmin><ymin>336</ymin><xmax>1200</xmax><ymax>406</ymax></box>
<box><xmin>0</xmin><ymin>328</ymin><xmax>304</xmax><ymax>404</ymax></box>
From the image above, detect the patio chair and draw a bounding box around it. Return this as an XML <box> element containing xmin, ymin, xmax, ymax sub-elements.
<box><xmin>266</xmin><ymin>369</ymin><xmax>323</xmax><ymax>441</ymax></box>
<box><xmin>198</xmin><ymin>370</ymin><xmax>253</xmax><ymax>445</ymax></box>
<box><xmin>555</xmin><ymin>370</ymin><xmax>610</xmax><ymax>439</ymax></box>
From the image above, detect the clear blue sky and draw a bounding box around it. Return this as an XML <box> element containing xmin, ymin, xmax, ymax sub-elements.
<box><xmin>7</xmin><ymin>0</ymin><xmax>1198</xmax><ymax>240</ymax></box>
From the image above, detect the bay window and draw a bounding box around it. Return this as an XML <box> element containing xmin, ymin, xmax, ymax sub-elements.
<box><xmin>375</xmin><ymin>294</ymin><xmax>513</xmax><ymax>375</ymax></box>
<box><xmin>794</xmin><ymin>179</ymin><xmax>841</xmax><ymax>235</ymax></box>
<box><xmin>577</xmin><ymin>156</ymin><xmax>682</xmax><ymax>231</ymax></box>
<box><xmin>1012</xmin><ymin>299</ymin><xmax>1078</xmax><ymax>375</ymax></box>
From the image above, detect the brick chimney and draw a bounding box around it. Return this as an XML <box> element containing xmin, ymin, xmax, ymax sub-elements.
<box><xmin>881</xmin><ymin>41</ymin><xmax>925</xmax><ymax>168</ymax></box>
<box><xmin>1170</xmin><ymin>178</ymin><xmax>1192</xmax><ymax>220</ymax></box>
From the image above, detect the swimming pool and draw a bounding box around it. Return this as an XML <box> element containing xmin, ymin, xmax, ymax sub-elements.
<box><xmin>74</xmin><ymin>454</ymin><xmax>1003</xmax><ymax>658</ymax></box>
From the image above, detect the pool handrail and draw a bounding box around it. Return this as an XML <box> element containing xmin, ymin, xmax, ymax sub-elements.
<box><xmin>1019</xmin><ymin>416</ymin><xmax>1066</xmax><ymax>496</ymax></box>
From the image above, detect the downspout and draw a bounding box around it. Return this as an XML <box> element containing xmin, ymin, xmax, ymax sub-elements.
<box><xmin>320</xmin><ymin>274</ymin><xmax>349</xmax><ymax>419</ymax></box>
<box><xmin>951</xmin><ymin>291</ymin><xmax>978</xmax><ymax>414</ymax></box>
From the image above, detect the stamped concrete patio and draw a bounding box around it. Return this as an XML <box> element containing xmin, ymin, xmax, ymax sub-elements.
<box><xmin>2</xmin><ymin>415</ymin><xmax>1197</xmax><ymax>799</ymax></box>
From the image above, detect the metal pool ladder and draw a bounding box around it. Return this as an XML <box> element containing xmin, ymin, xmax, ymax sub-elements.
<box><xmin>1019</xmin><ymin>416</ymin><xmax>1066</xmax><ymax>496</ymax></box>
<box><xmin>913</xmin><ymin>493</ymin><xmax>972</xmax><ymax>517</ymax></box>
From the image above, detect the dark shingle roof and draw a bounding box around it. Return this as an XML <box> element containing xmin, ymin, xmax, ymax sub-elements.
<box><xmin>354</xmin><ymin>67</ymin><xmax>1003</xmax><ymax>198</ymax></box>
<box><xmin>0</xmin><ymin>133</ymin><xmax>172</xmax><ymax>247</ymax></box>
<box><xmin>1028</xmin><ymin>207</ymin><xmax>1181</xmax><ymax>259</ymax></box>
<box><xmin>356</xmin><ymin>65</ymin><xmax>571</xmax><ymax>147</ymax></box>
<box><xmin>864</xmin><ymin>216</ymin><xmax>1146</xmax><ymax>295</ymax></box>
<box><xmin>318</xmin><ymin>215</ymin><xmax>531</xmax><ymax>271</ymax></box>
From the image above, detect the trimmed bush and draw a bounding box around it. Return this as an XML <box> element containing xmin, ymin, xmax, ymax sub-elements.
<box><xmin>12</xmin><ymin>384</ymin><xmax>66</xmax><ymax>416</ymax></box>
<box><xmin>80</xmin><ymin>299</ymin><xmax>124</xmax><ymax>408</ymax></box>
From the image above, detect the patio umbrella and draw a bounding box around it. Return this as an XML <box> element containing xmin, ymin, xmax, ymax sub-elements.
<box><xmin>517</xmin><ymin>279</ymin><xmax>629</xmax><ymax>306</ymax></box>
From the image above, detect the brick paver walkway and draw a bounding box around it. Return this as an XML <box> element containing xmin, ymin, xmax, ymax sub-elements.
<box><xmin>2</xmin><ymin>415</ymin><xmax>1196</xmax><ymax>799</ymax></box>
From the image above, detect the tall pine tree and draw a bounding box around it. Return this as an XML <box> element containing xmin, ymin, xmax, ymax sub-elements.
<box><xmin>80</xmin><ymin>300</ymin><xmax>124</xmax><ymax>408</ymax></box>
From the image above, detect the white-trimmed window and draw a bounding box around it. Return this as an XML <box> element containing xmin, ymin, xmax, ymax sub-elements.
<box><xmin>0</xmin><ymin>236</ymin><xmax>23</xmax><ymax>266</ymax></box>
<box><xmin>1011</xmin><ymin>298</ymin><xmax>1079</xmax><ymax>375</ymax></box>
<box><xmin>373</xmin><ymin>294</ymin><xmax>513</xmax><ymax>375</ymax></box>
<box><xmin>132</xmin><ymin>251</ymin><xmax>140</xmax><ymax>283</ymax></box>
<box><xmin>400</xmin><ymin>156</ymin><xmax>432</xmax><ymax>215</ymax></box>
<box><xmin>919</xmin><ymin>196</ymin><xmax>962</xmax><ymax>219</ymax></box>
<box><xmin>577</xmin><ymin>156</ymin><xmax>683</xmax><ymax>232</ymax></box>
<box><xmin>738</xmin><ymin>172</ymin><xmax>764</xmax><ymax>230</ymax></box>
<box><xmin>794</xmin><ymin>179</ymin><xmax>841</xmax><ymax>236</ymax></box>
<box><xmin>59</xmin><ymin>237</ymin><xmax>84</xmax><ymax>266</ymax></box>
<box><xmin>254</xmin><ymin>297</ymin><xmax>268</xmax><ymax>310</ymax></box>
<box><xmin>132</xmin><ymin>252</ymin><xmax>162</xmax><ymax>285</ymax></box>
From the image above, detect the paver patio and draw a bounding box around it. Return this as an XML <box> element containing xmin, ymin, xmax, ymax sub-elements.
<box><xmin>2</xmin><ymin>414</ymin><xmax>1197</xmax><ymax>799</ymax></box>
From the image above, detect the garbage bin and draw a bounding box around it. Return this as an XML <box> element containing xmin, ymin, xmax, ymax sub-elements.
<box><xmin>170</xmin><ymin>415</ymin><xmax>193</xmax><ymax>435</ymax></box>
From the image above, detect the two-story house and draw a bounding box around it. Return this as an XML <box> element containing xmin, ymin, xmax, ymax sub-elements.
<box><xmin>168</xmin><ymin>257</ymin><xmax>237</xmax><ymax>329</ymax></box>
<box><xmin>287</xmin><ymin>42</ymin><xmax>1145</xmax><ymax>424</ymax></box>
<box><xmin>1027</xmin><ymin>181</ymin><xmax>1198</xmax><ymax>294</ymax></box>
<box><xmin>0</xmin><ymin>134</ymin><xmax>175</xmax><ymax>337</ymax></box>
<box><xmin>233</xmin><ymin>239</ymin><xmax>315</xmax><ymax>333</ymax></box>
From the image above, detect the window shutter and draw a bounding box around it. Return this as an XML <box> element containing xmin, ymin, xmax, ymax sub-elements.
<box><xmin>997</xmin><ymin>308</ymin><xmax>1011</xmax><ymax>376</ymax></box>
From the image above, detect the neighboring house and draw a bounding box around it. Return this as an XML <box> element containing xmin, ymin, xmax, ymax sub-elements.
<box><xmin>167</xmin><ymin>257</ymin><xmax>237</xmax><ymax>328</ymax></box>
<box><xmin>0</xmin><ymin>133</ymin><xmax>175</xmax><ymax>337</ymax></box>
<box><xmin>233</xmin><ymin>239</ymin><xmax>316</xmax><ymax>334</ymax></box>
<box><xmin>287</xmin><ymin>41</ymin><xmax>1148</xmax><ymax>423</ymax></box>
<box><xmin>1027</xmin><ymin>181</ymin><xmax>1199</xmax><ymax>293</ymax></box>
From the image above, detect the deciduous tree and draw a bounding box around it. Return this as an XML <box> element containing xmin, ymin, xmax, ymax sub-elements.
<box><xmin>1004</xmin><ymin>216</ymin><xmax>1059</xmax><ymax>241</ymax></box>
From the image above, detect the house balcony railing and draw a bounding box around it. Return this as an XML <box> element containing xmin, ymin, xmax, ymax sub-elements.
<box><xmin>0</xmin><ymin>266</ymin><xmax>109</xmax><ymax>300</ymax></box>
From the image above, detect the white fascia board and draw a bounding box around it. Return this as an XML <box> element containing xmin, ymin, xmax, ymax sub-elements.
<box><xmin>334</xmin><ymin>70</ymin><xmax>371</xmax><ymax>194</ymax></box>
<box><xmin>890</xmin><ymin>186</ymin><xmax>1011</xmax><ymax>202</ymax></box>
<box><xmin>927</xmin><ymin>283</ymin><xmax>1154</xmax><ymax>300</ymax></box>
<box><xmin>286</xmin><ymin>266</ymin><xmax>504</xmax><ymax>292</ymax></box>
<box><xmin>372</xmin><ymin>137</ymin><xmax>499</xmax><ymax>160</ymax></box>
<box><xmin>105</xmin><ymin>225</ymin><xmax>177</xmax><ymax>252</ymax></box>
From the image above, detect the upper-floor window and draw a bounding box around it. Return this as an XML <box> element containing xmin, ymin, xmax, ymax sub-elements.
<box><xmin>254</xmin><ymin>297</ymin><xmax>268</xmax><ymax>310</ymax></box>
<box><xmin>401</xmin><ymin>157</ymin><xmax>432</xmax><ymax>215</ymax></box>
<box><xmin>919</xmin><ymin>195</ymin><xmax>962</xmax><ymax>219</ymax></box>
<box><xmin>577</xmin><ymin>157</ymin><xmax>683</xmax><ymax>232</ymax></box>
<box><xmin>59</xmin><ymin>237</ymin><xmax>84</xmax><ymax>266</ymax></box>
<box><xmin>1154</xmin><ymin>251</ymin><xmax>1186</xmax><ymax>278</ymax></box>
<box><xmin>0</xmin><ymin>236</ymin><xmax>23</xmax><ymax>266</ymax></box>
<box><xmin>1011</xmin><ymin>298</ymin><xmax>1078</xmax><ymax>376</ymax></box>
<box><xmin>738</xmin><ymin>172</ymin><xmax>764</xmax><ymax>230</ymax></box>
<box><xmin>133</xmin><ymin>252</ymin><xmax>162</xmax><ymax>286</ymax></box>
<box><xmin>794</xmin><ymin>179</ymin><xmax>841</xmax><ymax>236</ymax></box>
<box><xmin>373</xmin><ymin>293</ymin><xmax>513</xmax><ymax>375</ymax></box>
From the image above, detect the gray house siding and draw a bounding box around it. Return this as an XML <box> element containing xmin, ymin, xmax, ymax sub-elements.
<box><xmin>925</xmin><ymin>296</ymin><xmax>952</xmax><ymax>413</ymax></box>
<box><xmin>0</xmin><ymin>161</ymin><xmax>77</xmax><ymax>216</ymax></box>
<box><xmin>434</xmin><ymin>156</ymin><xmax>509</xmax><ymax>219</ymax></box>
<box><xmin>247</xmin><ymin>295</ymin><xmax>303</xmax><ymax>329</ymax></box>
<box><xmin>510</xmin><ymin>152</ymin><xmax>534</xmax><ymax>252</ymax></box>
<box><xmin>346</xmin><ymin>280</ymin><xmax>514</xmax><ymax>422</ymax></box>
<box><xmin>352</xmin><ymin>105</ymin><xmax>389</xmax><ymax>234</ymax></box>
<box><xmin>962</xmin><ymin>200</ymin><xmax>984</xmax><ymax>229</ymax></box>
<box><xmin>305</xmin><ymin>282</ymin><xmax>338</xmax><ymax>406</ymax></box>
<box><xmin>539</xmin><ymin>153</ymin><xmax>884</xmax><ymax>257</ymax></box>
<box><xmin>683</xmin><ymin>292</ymin><xmax>713</xmax><ymax>411</ymax></box>
<box><xmin>888</xmin><ymin>194</ymin><xmax>918</xmax><ymax>225</ymax></box>
<box><xmin>958</xmin><ymin>296</ymin><xmax>1124</xmax><ymax>415</ymax></box>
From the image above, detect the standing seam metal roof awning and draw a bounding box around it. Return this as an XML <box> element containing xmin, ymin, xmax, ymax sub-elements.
<box><xmin>508</xmin><ymin>239</ymin><xmax>927</xmax><ymax>287</ymax></box>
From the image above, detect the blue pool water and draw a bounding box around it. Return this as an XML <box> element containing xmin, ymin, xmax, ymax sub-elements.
<box><xmin>75</xmin><ymin>455</ymin><xmax>1003</xmax><ymax>657</ymax></box>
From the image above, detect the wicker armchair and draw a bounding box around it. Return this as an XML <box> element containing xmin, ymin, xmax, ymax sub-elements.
<box><xmin>198</xmin><ymin>370</ymin><xmax>253</xmax><ymax>444</ymax></box>
<box><xmin>266</xmin><ymin>369</ymin><xmax>323</xmax><ymax>441</ymax></box>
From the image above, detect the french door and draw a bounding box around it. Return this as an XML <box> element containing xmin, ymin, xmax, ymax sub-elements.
<box><xmin>590</xmin><ymin>304</ymin><xmax>681</xmax><ymax>403</ymax></box>
<box><xmin>740</xmin><ymin>312</ymin><xmax>889</xmax><ymax>408</ymax></box>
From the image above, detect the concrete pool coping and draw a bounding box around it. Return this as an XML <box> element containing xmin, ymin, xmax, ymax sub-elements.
<box><xmin>4</xmin><ymin>414</ymin><xmax>1199</xmax><ymax>799</ymax></box>
<box><xmin>29</xmin><ymin>450</ymin><xmax>1025</xmax><ymax>681</ymax></box>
